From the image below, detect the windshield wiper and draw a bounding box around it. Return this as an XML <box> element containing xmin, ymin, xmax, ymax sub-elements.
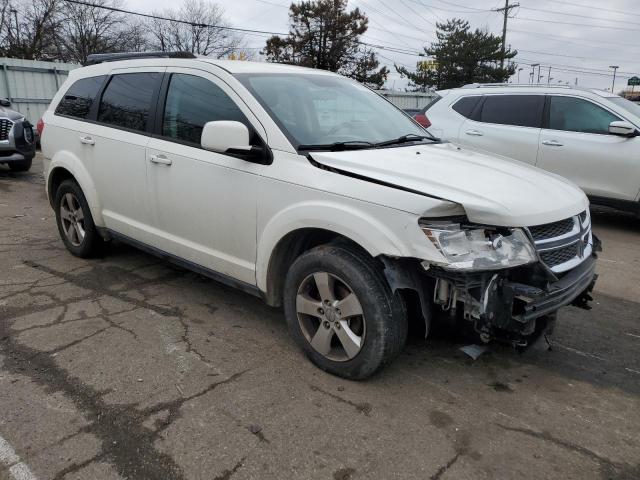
<box><xmin>297</xmin><ymin>140</ymin><xmax>376</xmax><ymax>152</ymax></box>
<box><xmin>375</xmin><ymin>133</ymin><xmax>439</xmax><ymax>148</ymax></box>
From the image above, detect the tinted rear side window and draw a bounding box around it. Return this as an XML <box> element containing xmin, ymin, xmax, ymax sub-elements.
<box><xmin>55</xmin><ymin>76</ymin><xmax>106</xmax><ymax>119</ymax></box>
<box><xmin>451</xmin><ymin>96</ymin><xmax>481</xmax><ymax>118</ymax></box>
<box><xmin>479</xmin><ymin>95</ymin><xmax>543</xmax><ymax>127</ymax></box>
<box><xmin>97</xmin><ymin>73</ymin><xmax>160</xmax><ymax>132</ymax></box>
<box><xmin>162</xmin><ymin>73</ymin><xmax>249</xmax><ymax>145</ymax></box>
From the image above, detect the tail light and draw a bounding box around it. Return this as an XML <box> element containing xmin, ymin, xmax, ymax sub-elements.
<box><xmin>414</xmin><ymin>113</ymin><xmax>431</xmax><ymax>128</ymax></box>
<box><xmin>36</xmin><ymin>117</ymin><xmax>45</xmax><ymax>137</ymax></box>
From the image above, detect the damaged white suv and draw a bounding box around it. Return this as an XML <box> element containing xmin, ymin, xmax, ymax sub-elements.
<box><xmin>41</xmin><ymin>53</ymin><xmax>599</xmax><ymax>379</ymax></box>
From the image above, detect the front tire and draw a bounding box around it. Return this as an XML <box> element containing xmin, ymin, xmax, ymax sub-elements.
<box><xmin>54</xmin><ymin>179</ymin><xmax>103</xmax><ymax>258</ymax></box>
<box><xmin>284</xmin><ymin>244</ymin><xmax>407</xmax><ymax>380</ymax></box>
<box><xmin>8</xmin><ymin>158</ymin><xmax>32</xmax><ymax>172</ymax></box>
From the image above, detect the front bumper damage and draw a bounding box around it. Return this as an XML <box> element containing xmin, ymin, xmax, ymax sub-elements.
<box><xmin>383</xmin><ymin>235</ymin><xmax>601</xmax><ymax>347</ymax></box>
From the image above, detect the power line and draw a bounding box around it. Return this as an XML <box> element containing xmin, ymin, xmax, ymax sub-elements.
<box><xmin>513</xmin><ymin>16</ymin><xmax>640</xmax><ymax>33</ymax></box>
<box><xmin>544</xmin><ymin>0</ymin><xmax>640</xmax><ymax>19</ymax></box>
<box><xmin>519</xmin><ymin>6</ymin><xmax>640</xmax><ymax>28</ymax></box>
<box><xmin>59</xmin><ymin>0</ymin><xmax>427</xmax><ymax>58</ymax></box>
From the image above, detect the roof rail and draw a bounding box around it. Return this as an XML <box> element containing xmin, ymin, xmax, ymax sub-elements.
<box><xmin>84</xmin><ymin>51</ymin><xmax>196</xmax><ymax>66</ymax></box>
<box><xmin>461</xmin><ymin>82</ymin><xmax>573</xmax><ymax>89</ymax></box>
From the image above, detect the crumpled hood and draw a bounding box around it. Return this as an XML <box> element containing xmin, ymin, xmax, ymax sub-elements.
<box><xmin>310</xmin><ymin>142</ymin><xmax>588</xmax><ymax>227</ymax></box>
<box><xmin>0</xmin><ymin>106</ymin><xmax>24</xmax><ymax>122</ymax></box>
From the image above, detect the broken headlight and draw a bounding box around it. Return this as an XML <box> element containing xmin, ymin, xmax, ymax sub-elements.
<box><xmin>419</xmin><ymin>219</ymin><xmax>537</xmax><ymax>271</ymax></box>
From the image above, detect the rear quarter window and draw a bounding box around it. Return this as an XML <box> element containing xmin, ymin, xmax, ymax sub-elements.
<box><xmin>451</xmin><ymin>96</ymin><xmax>481</xmax><ymax>118</ymax></box>
<box><xmin>55</xmin><ymin>76</ymin><xmax>106</xmax><ymax>119</ymax></box>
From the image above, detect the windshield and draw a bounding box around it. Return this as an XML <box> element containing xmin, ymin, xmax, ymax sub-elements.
<box><xmin>609</xmin><ymin>96</ymin><xmax>640</xmax><ymax>119</ymax></box>
<box><xmin>235</xmin><ymin>72</ymin><xmax>430</xmax><ymax>149</ymax></box>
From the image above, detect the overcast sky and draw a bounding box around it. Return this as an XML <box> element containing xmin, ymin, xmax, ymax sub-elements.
<box><xmin>128</xmin><ymin>0</ymin><xmax>640</xmax><ymax>92</ymax></box>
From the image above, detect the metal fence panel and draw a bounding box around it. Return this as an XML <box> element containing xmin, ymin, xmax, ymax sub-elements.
<box><xmin>0</xmin><ymin>58</ymin><xmax>80</xmax><ymax>123</ymax></box>
<box><xmin>374</xmin><ymin>90</ymin><xmax>437</xmax><ymax>109</ymax></box>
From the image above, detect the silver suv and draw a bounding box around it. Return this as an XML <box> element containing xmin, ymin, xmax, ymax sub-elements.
<box><xmin>0</xmin><ymin>98</ymin><xmax>36</xmax><ymax>172</ymax></box>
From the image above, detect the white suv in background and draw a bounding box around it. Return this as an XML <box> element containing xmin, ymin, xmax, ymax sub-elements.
<box><xmin>41</xmin><ymin>53</ymin><xmax>599</xmax><ymax>379</ymax></box>
<box><xmin>424</xmin><ymin>84</ymin><xmax>640</xmax><ymax>215</ymax></box>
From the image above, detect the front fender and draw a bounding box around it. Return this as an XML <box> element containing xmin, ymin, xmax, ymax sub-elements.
<box><xmin>256</xmin><ymin>200</ymin><xmax>431</xmax><ymax>292</ymax></box>
<box><xmin>47</xmin><ymin>150</ymin><xmax>105</xmax><ymax>227</ymax></box>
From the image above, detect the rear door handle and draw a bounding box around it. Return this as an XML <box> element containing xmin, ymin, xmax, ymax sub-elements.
<box><xmin>79</xmin><ymin>136</ymin><xmax>95</xmax><ymax>145</ymax></box>
<box><xmin>149</xmin><ymin>154</ymin><xmax>172</xmax><ymax>166</ymax></box>
<box><xmin>465</xmin><ymin>129</ymin><xmax>483</xmax><ymax>136</ymax></box>
<box><xmin>542</xmin><ymin>139</ymin><xmax>563</xmax><ymax>147</ymax></box>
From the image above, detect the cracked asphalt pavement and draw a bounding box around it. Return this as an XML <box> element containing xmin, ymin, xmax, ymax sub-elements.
<box><xmin>1</xmin><ymin>155</ymin><xmax>640</xmax><ymax>480</ymax></box>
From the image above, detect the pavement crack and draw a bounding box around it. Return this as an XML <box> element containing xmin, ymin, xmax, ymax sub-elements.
<box><xmin>145</xmin><ymin>370</ymin><xmax>249</xmax><ymax>436</ymax></box>
<box><xmin>310</xmin><ymin>385</ymin><xmax>372</xmax><ymax>416</ymax></box>
<box><xmin>46</xmin><ymin>325</ymin><xmax>112</xmax><ymax>355</ymax></box>
<box><xmin>212</xmin><ymin>457</ymin><xmax>246</xmax><ymax>480</ymax></box>
<box><xmin>22</xmin><ymin>260</ymin><xmax>181</xmax><ymax>317</ymax></box>
<box><xmin>430</xmin><ymin>452</ymin><xmax>460</xmax><ymax>480</ymax></box>
<box><xmin>495</xmin><ymin>423</ymin><xmax>640</xmax><ymax>479</ymax></box>
<box><xmin>0</xmin><ymin>319</ymin><xmax>186</xmax><ymax>479</ymax></box>
<box><xmin>51</xmin><ymin>451</ymin><xmax>107</xmax><ymax>480</ymax></box>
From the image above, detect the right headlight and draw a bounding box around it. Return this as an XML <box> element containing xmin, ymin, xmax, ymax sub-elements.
<box><xmin>419</xmin><ymin>218</ymin><xmax>537</xmax><ymax>271</ymax></box>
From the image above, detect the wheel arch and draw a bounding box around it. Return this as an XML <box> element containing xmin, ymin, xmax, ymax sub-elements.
<box><xmin>46</xmin><ymin>152</ymin><xmax>104</xmax><ymax>226</ymax></box>
<box><xmin>257</xmin><ymin>202</ymin><xmax>412</xmax><ymax>307</ymax></box>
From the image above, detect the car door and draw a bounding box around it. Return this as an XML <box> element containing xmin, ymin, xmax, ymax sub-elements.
<box><xmin>90</xmin><ymin>68</ymin><xmax>164</xmax><ymax>243</ymax></box>
<box><xmin>48</xmin><ymin>75</ymin><xmax>108</xmax><ymax>182</ymax></box>
<box><xmin>458</xmin><ymin>94</ymin><xmax>544</xmax><ymax>165</ymax></box>
<box><xmin>145</xmin><ymin>69</ymin><xmax>267</xmax><ymax>285</ymax></box>
<box><xmin>536</xmin><ymin>95</ymin><xmax>640</xmax><ymax>201</ymax></box>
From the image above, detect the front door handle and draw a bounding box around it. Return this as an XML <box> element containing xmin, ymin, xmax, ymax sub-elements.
<box><xmin>465</xmin><ymin>129</ymin><xmax>483</xmax><ymax>136</ymax></box>
<box><xmin>542</xmin><ymin>139</ymin><xmax>563</xmax><ymax>147</ymax></box>
<box><xmin>79</xmin><ymin>136</ymin><xmax>95</xmax><ymax>145</ymax></box>
<box><xmin>149</xmin><ymin>154</ymin><xmax>172</xmax><ymax>166</ymax></box>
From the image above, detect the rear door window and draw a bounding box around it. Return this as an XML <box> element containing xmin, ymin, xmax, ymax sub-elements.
<box><xmin>451</xmin><ymin>96</ymin><xmax>481</xmax><ymax>118</ymax></box>
<box><xmin>55</xmin><ymin>76</ymin><xmax>106</xmax><ymax>119</ymax></box>
<box><xmin>479</xmin><ymin>95</ymin><xmax>543</xmax><ymax>127</ymax></box>
<box><xmin>162</xmin><ymin>73</ymin><xmax>251</xmax><ymax>145</ymax></box>
<box><xmin>97</xmin><ymin>72</ymin><xmax>160</xmax><ymax>132</ymax></box>
<box><xmin>548</xmin><ymin>96</ymin><xmax>621</xmax><ymax>134</ymax></box>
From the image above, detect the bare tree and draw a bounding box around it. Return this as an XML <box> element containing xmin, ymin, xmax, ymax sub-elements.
<box><xmin>0</xmin><ymin>0</ymin><xmax>61</xmax><ymax>60</ymax></box>
<box><xmin>148</xmin><ymin>0</ymin><xmax>244</xmax><ymax>58</ymax></box>
<box><xmin>57</xmin><ymin>0</ymin><xmax>147</xmax><ymax>64</ymax></box>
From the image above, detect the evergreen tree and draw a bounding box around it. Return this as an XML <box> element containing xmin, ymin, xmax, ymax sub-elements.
<box><xmin>396</xmin><ymin>19</ymin><xmax>516</xmax><ymax>91</ymax></box>
<box><xmin>264</xmin><ymin>0</ymin><xmax>389</xmax><ymax>88</ymax></box>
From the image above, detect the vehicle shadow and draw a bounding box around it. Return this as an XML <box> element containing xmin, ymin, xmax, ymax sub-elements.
<box><xmin>590</xmin><ymin>205</ymin><xmax>640</xmax><ymax>232</ymax></box>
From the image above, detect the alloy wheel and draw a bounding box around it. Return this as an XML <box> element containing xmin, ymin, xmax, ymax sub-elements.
<box><xmin>59</xmin><ymin>192</ymin><xmax>85</xmax><ymax>247</ymax></box>
<box><xmin>296</xmin><ymin>272</ymin><xmax>366</xmax><ymax>362</ymax></box>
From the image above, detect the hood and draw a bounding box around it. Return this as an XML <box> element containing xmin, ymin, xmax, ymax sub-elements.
<box><xmin>0</xmin><ymin>106</ymin><xmax>24</xmax><ymax>122</ymax></box>
<box><xmin>310</xmin><ymin>142</ymin><xmax>588</xmax><ymax>227</ymax></box>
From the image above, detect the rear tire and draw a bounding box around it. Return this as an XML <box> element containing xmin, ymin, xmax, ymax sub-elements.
<box><xmin>284</xmin><ymin>244</ymin><xmax>407</xmax><ymax>380</ymax></box>
<box><xmin>8</xmin><ymin>158</ymin><xmax>32</xmax><ymax>172</ymax></box>
<box><xmin>54</xmin><ymin>179</ymin><xmax>103</xmax><ymax>258</ymax></box>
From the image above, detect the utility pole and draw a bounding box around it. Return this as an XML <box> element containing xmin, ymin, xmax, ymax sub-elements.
<box><xmin>609</xmin><ymin>65</ymin><xmax>619</xmax><ymax>93</ymax></box>
<box><xmin>494</xmin><ymin>0</ymin><xmax>520</xmax><ymax>69</ymax></box>
<box><xmin>547</xmin><ymin>66</ymin><xmax>551</xmax><ymax>84</ymax></box>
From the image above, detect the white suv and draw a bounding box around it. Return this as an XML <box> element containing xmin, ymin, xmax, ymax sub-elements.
<box><xmin>424</xmin><ymin>84</ymin><xmax>640</xmax><ymax>215</ymax></box>
<box><xmin>41</xmin><ymin>53</ymin><xmax>599</xmax><ymax>379</ymax></box>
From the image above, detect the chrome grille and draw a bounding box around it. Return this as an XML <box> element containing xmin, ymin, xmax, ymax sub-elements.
<box><xmin>528</xmin><ymin>217</ymin><xmax>574</xmax><ymax>241</ymax></box>
<box><xmin>527</xmin><ymin>210</ymin><xmax>592</xmax><ymax>273</ymax></box>
<box><xmin>0</xmin><ymin>118</ymin><xmax>12</xmax><ymax>141</ymax></box>
<box><xmin>540</xmin><ymin>243</ymin><xmax>580</xmax><ymax>267</ymax></box>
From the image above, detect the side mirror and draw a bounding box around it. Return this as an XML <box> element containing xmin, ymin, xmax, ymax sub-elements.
<box><xmin>609</xmin><ymin>120</ymin><xmax>638</xmax><ymax>137</ymax></box>
<box><xmin>201</xmin><ymin>120</ymin><xmax>251</xmax><ymax>153</ymax></box>
<box><xmin>0</xmin><ymin>98</ymin><xmax>11</xmax><ymax>107</ymax></box>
